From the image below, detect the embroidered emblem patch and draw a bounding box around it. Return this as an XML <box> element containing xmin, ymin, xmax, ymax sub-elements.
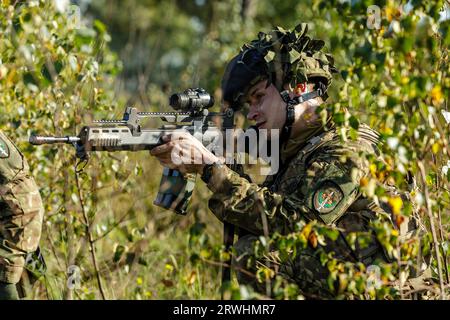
<box><xmin>313</xmin><ymin>182</ymin><xmax>344</xmax><ymax>214</ymax></box>
<box><xmin>0</xmin><ymin>137</ymin><xmax>10</xmax><ymax>158</ymax></box>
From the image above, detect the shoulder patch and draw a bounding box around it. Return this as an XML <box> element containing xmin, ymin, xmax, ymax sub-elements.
<box><xmin>313</xmin><ymin>181</ymin><xmax>344</xmax><ymax>214</ymax></box>
<box><xmin>0</xmin><ymin>137</ymin><xmax>10</xmax><ymax>158</ymax></box>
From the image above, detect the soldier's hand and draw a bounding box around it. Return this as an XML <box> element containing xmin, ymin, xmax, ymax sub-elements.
<box><xmin>150</xmin><ymin>131</ymin><xmax>220</xmax><ymax>174</ymax></box>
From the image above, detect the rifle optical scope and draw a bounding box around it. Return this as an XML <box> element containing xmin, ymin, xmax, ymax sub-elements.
<box><xmin>169</xmin><ymin>88</ymin><xmax>214</xmax><ymax>111</ymax></box>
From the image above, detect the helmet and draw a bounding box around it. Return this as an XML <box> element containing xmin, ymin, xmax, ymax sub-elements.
<box><xmin>221</xmin><ymin>23</ymin><xmax>339</xmax><ymax>110</ymax></box>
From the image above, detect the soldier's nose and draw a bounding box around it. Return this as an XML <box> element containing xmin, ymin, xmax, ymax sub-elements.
<box><xmin>247</xmin><ymin>108</ymin><xmax>259</xmax><ymax>121</ymax></box>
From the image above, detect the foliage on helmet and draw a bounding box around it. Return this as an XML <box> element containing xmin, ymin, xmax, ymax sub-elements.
<box><xmin>244</xmin><ymin>23</ymin><xmax>339</xmax><ymax>90</ymax></box>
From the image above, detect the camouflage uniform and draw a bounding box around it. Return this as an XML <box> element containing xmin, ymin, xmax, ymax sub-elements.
<box><xmin>0</xmin><ymin>131</ymin><xmax>44</xmax><ymax>287</ymax></box>
<box><xmin>205</xmin><ymin>123</ymin><xmax>394</xmax><ymax>298</ymax></box>
<box><xmin>205</xmin><ymin>23</ymin><xmax>427</xmax><ymax>298</ymax></box>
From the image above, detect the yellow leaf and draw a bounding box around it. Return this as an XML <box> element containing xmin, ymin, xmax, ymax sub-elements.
<box><xmin>369</xmin><ymin>163</ymin><xmax>377</xmax><ymax>177</ymax></box>
<box><xmin>388</xmin><ymin>196</ymin><xmax>403</xmax><ymax>215</ymax></box>
<box><xmin>220</xmin><ymin>251</ymin><xmax>231</xmax><ymax>262</ymax></box>
<box><xmin>385</xmin><ymin>6</ymin><xmax>400</xmax><ymax>22</ymax></box>
<box><xmin>379</xmin><ymin>124</ymin><xmax>393</xmax><ymax>135</ymax></box>
<box><xmin>165</xmin><ymin>263</ymin><xmax>174</xmax><ymax>272</ymax></box>
<box><xmin>432</xmin><ymin>142</ymin><xmax>440</xmax><ymax>154</ymax></box>
<box><xmin>301</xmin><ymin>222</ymin><xmax>313</xmax><ymax>239</ymax></box>
<box><xmin>431</xmin><ymin>86</ymin><xmax>443</xmax><ymax>105</ymax></box>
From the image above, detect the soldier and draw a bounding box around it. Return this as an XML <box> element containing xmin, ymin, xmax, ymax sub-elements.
<box><xmin>150</xmin><ymin>24</ymin><xmax>423</xmax><ymax>298</ymax></box>
<box><xmin>0</xmin><ymin>131</ymin><xmax>44</xmax><ymax>299</ymax></box>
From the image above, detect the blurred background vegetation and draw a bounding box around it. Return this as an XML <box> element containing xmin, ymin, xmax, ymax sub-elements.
<box><xmin>0</xmin><ymin>0</ymin><xmax>448</xmax><ymax>299</ymax></box>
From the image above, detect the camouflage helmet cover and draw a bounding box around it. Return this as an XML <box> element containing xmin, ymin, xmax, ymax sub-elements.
<box><xmin>221</xmin><ymin>23</ymin><xmax>339</xmax><ymax>109</ymax></box>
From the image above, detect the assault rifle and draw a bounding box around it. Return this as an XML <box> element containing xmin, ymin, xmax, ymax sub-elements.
<box><xmin>29</xmin><ymin>88</ymin><xmax>235</xmax><ymax>215</ymax></box>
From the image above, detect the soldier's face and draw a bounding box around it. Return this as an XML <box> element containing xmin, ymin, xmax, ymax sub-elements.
<box><xmin>245</xmin><ymin>80</ymin><xmax>286</xmax><ymax>137</ymax></box>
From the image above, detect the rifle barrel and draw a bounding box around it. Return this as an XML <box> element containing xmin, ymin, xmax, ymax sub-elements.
<box><xmin>29</xmin><ymin>135</ymin><xmax>81</xmax><ymax>145</ymax></box>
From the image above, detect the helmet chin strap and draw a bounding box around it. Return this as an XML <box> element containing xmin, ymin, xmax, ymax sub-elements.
<box><xmin>279</xmin><ymin>83</ymin><xmax>327</xmax><ymax>145</ymax></box>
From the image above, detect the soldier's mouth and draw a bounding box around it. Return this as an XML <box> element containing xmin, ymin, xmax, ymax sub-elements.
<box><xmin>256</xmin><ymin>121</ymin><xmax>266</xmax><ymax>129</ymax></box>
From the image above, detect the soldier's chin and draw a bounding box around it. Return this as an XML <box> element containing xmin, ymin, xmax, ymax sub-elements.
<box><xmin>261</xmin><ymin>128</ymin><xmax>278</xmax><ymax>141</ymax></box>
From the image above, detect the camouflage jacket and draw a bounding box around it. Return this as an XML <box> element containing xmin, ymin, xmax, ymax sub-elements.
<box><xmin>206</xmin><ymin>123</ymin><xmax>391</xmax><ymax>265</ymax></box>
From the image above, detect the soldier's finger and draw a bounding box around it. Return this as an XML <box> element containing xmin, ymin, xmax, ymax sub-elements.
<box><xmin>153</xmin><ymin>153</ymin><xmax>167</xmax><ymax>162</ymax></box>
<box><xmin>170</xmin><ymin>131</ymin><xmax>191</xmax><ymax>140</ymax></box>
<box><xmin>150</xmin><ymin>143</ymin><xmax>172</xmax><ymax>155</ymax></box>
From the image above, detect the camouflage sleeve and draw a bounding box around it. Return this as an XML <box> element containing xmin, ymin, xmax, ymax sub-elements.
<box><xmin>0</xmin><ymin>132</ymin><xmax>44</xmax><ymax>284</ymax></box>
<box><xmin>295</xmin><ymin>140</ymin><xmax>371</xmax><ymax>225</ymax></box>
<box><xmin>206</xmin><ymin>164</ymin><xmax>294</xmax><ymax>235</ymax></box>
<box><xmin>206</xmin><ymin>139</ymin><xmax>372</xmax><ymax>235</ymax></box>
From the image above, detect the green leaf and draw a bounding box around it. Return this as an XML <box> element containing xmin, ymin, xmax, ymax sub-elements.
<box><xmin>113</xmin><ymin>244</ymin><xmax>125</xmax><ymax>262</ymax></box>
<box><xmin>94</xmin><ymin>19</ymin><xmax>107</xmax><ymax>34</ymax></box>
<box><xmin>349</xmin><ymin>115</ymin><xmax>360</xmax><ymax>129</ymax></box>
<box><xmin>333</xmin><ymin>112</ymin><xmax>345</xmax><ymax>125</ymax></box>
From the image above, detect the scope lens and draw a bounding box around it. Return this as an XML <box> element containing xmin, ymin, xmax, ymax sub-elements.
<box><xmin>204</xmin><ymin>95</ymin><xmax>214</xmax><ymax>108</ymax></box>
<box><xmin>169</xmin><ymin>88</ymin><xmax>214</xmax><ymax>111</ymax></box>
<box><xmin>169</xmin><ymin>93</ymin><xmax>187</xmax><ymax>110</ymax></box>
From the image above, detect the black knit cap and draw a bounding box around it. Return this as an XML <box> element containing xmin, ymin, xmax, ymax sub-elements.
<box><xmin>221</xmin><ymin>48</ymin><xmax>269</xmax><ymax>110</ymax></box>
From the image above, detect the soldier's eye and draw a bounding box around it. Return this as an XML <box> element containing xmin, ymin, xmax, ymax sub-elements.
<box><xmin>253</xmin><ymin>91</ymin><xmax>264</xmax><ymax>101</ymax></box>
